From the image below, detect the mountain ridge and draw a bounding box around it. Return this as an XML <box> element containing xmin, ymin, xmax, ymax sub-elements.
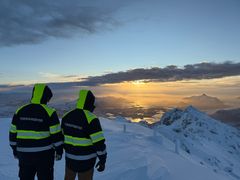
<box><xmin>152</xmin><ymin>106</ymin><xmax>240</xmax><ymax>179</ymax></box>
<box><xmin>179</xmin><ymin>94</ymin><xmax>228</xmax><ymax>110</ymax></box>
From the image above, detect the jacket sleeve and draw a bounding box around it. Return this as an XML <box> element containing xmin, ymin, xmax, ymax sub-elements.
<box><xmin>9</xmin><ymin>114</ymin><xmax>18</xmax><ymax>156</ymax></box>
<box><xmin>49</xmin><ymin>111</ymin><xmax>64</xmax><ymax>155</ymax></box>
<box><xmin>88</xmin><ymin>117</ymin><xmax>107</xmax><ymax>163</ymax></box>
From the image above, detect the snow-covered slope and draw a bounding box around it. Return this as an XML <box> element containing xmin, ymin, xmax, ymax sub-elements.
<box><xmin>153</xmin><ymin>106</ymin><xmax>240</xmax><ymax>179</ymax></box>
<box><xmin>0</xmin><ymin>116</ymin><xmax>238</xmax><ymax>180</ymax></box>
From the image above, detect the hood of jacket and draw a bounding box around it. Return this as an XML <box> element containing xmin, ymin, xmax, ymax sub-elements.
<box><xmin>77</xmin><ymin>90</ymin><xmax>95</xmax><ymax>112</ymax></box>
<box><xmin>31</xmin><ymin>84</ymin><xmax>53</xmax><ymax>104</ymax></box>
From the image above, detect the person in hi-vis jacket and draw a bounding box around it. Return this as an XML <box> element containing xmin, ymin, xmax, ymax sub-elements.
<box><xmin>9</xmin><ymin>84</ymin><xmax>63</xmax><ymax>180</ymax></box>
<box><xmin>62</xmin><ymin>90</ymin><xmax>107</xmax><ymax>180</ymax></box>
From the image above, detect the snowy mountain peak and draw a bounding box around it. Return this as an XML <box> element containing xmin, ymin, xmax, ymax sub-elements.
<box><xmin>157</xmin><ymin>105</ymin><xmax>238</xmax><ymax>134</ymax></box>
<box><xmin>153</xmin><ymin>106</ymin><xmax>240</xmax><ymax>179</ymax></box>
<box><xmin>184</xmin><ymin>105</ymin><xmax>201</xmax><ymax>113</ymax></box>
<box><xmin>157</xmin><ymin>108</ymin><xmax>183</xmax><ymax>126</ymax></box>
<box><xmin>158</xmin><ymin>106</ymin><xmax>207</xmax><ymax>126</ymax></box>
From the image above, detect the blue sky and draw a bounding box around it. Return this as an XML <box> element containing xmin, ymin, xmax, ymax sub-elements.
<box><xmin>0</xmin><ymin>0</ymin><xmax>240</xmax><ymax>84</ymax></box>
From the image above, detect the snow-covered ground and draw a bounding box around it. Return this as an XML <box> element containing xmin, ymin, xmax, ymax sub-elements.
<box><xmin>153</xmin><ymin>106</ymin><xmax>240</xmax><ymax>180</ymax></box>
<box><xmin>0</xmin><ymin>115</ymin><xmax>239</xmax><ymax>180</ymax></box>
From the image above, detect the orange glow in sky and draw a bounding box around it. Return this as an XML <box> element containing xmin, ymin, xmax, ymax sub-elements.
<box><xmin>92</xmin><ymin>76</ymin><xmax>240</xmax><ymax>108</ymax></box>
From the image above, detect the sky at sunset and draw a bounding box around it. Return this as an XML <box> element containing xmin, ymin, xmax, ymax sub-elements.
<box><xmin>0</xmin><ymin>0</ymin><xmax>240</xmax><ymax>114</ymax></box>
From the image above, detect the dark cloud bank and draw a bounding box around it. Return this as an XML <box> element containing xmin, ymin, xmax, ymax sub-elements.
<box><xmin>77</xmin><ymin>61</ymin><xmax>240</xmax><ymax>86</ymax></box>
<box><xmin>1</xmin><ymin>62</ymin><xmax>240</xmax><ymax>90</ymax></box>
<box><xmin>0</xmin><ymin>0</ymin><xmax>131</xmax><ymax>46</ymax></box>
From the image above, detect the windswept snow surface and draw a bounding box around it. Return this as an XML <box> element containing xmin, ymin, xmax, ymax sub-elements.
<box><xmin>154</xmin><ymin>106</ymin><xmax>240</xmax><ymax>180</ymax></box>
<box><xmin>0</xmin><ymin>117</ymin><xmax>238</xmax><ymax>180</ymax></box>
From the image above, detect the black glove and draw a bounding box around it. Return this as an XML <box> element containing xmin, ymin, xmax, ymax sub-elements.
<box><xmin>95</xmin><ymin>161</ymin><xmax>105</xmax><ymax>172</ymax></box>
<box><xmin>55</xmin><ymin>153</ymin><xmax>62</xmax><ymax>161</ymax></box>
<box><xmin>55</xmin><ymin>145</ymin><xmax>63</xmax><ymax>161</ymax></box>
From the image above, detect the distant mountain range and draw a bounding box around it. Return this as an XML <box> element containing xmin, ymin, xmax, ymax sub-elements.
<box><xmin>0</xmin><ymin>92</ymin><xmax>238</xmax><ymax>129</ymax></box>
<box><xmin>211</xmin><ymin>108</ymin><xmax>240</xmax><ymax>128</ymax></box>
<box><xmin>152</xmin><ymin>106</ymin><xmax>240</xmax><ymax>179</ymax></box>
<box><xmin>179</xmin><ymin>94</ymin><xmax>228</xmax><ymax>110</ymax></box>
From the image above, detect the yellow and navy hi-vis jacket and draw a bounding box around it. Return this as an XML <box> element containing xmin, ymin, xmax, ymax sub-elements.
<box><xmin>61</xmin><ymin>90</ymin><xmax>107</xmax><ymax>172</ymax></box>
<box><xmin>9</xmin><ymin>84</ymin><xmax>63</xmax><ymax>156</ymax></box>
